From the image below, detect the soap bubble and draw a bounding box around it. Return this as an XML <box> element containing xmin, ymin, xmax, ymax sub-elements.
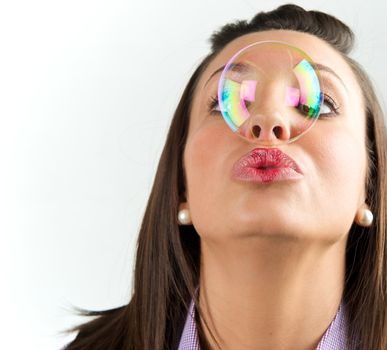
<box><xmin>218</xmin><ymin>41</ymin><xmax>324</xmax><ymax>146</ymax></box>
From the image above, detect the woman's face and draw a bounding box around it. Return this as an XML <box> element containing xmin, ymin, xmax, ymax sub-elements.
<box><xmin>183</xmin><ymin>30</ymin><xmax>368</xmax><ymax>243</ymax></box>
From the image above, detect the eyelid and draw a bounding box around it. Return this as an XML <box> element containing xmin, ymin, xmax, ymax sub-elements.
<box><xmin>319</xmin><ymin>77</ymin><xmax>346</xmax><ymax>103</ymax></box>
<box><xmin>322</xmin><ymin>93</ymin><xmax>340</xmax><ymax>112</ymax></box>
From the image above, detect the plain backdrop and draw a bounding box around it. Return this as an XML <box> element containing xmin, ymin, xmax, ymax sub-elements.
<box><xmin>0</xmin><ymin>0</ymin><xmax>386</xmax><ymax>349</ymax></box>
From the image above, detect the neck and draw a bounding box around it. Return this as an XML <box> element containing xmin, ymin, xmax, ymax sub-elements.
<box><xmin>197</xmin><ymin>235</ymin><xmax>347</xmax><ymax>350</ymax></box>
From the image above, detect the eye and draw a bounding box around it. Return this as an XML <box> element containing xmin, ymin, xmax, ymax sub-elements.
<box><xmin>318</xmin><ymin>93</ymin><xmax>340</xmax><ymax>117</ymax></box>
<box><xmin>207</xmin><ymin>93</ymin><xmax>340</xmax><ymax>117</ymax></box>
<box><xmin>207</xmin><ymin>96</ymin><xmax>252</xmax><ymax>116</ymax></box>
<box><xmin>296</xmin><ymin>93</ymin><xmax>340</xmax><ymax>118</ymax></box>
<box><xmin>207</xmin><ymin>96</ymin><xmax>222</xmax><ymax>116</ymax></box>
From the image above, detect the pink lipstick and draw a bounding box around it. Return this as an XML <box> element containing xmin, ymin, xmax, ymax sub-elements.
<box><xmin>231</xmin><ymin>148</ymin><xmax>303</xmax><ymax>184</ymax></box>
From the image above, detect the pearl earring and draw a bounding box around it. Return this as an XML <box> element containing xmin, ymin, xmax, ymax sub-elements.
<box><xmin>178</xmin><ymin>208</ymin><xmax>192</xmax><ymax>225</ymax></box>
<box><xmin>355</xmin><ymin>207</ymin><xmax>373</xmax><ymax>227</ymax></box>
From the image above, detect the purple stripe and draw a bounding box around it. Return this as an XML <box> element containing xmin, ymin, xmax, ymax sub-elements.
<box><xmin>178</xmin><ymin>293</ymin><xmax>351</xmax><ymax>350</ymax></box>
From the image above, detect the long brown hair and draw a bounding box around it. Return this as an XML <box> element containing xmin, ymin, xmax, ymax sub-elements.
<box><xmin>61</xmin><ymin>4</ymin><xmax>387</xmax><ymax>349</ymax></box>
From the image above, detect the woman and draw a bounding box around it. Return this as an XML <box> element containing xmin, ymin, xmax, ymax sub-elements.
<box><xmin>61</xmin><ymin>4</ymin><xmax>387</xmax><ymax>350</ymax></box>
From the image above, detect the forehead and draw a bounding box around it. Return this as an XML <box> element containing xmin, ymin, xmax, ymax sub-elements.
<box><xmin>195</xmin><ymin>29</ymin><xmax>361</xmax><ymax>97</ymax></box>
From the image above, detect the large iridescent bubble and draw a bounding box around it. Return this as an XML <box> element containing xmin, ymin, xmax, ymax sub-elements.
<box><xmin>217</xmin><ymin>41</ymin><xmax>324</xmax><ymax>146</ymax></box>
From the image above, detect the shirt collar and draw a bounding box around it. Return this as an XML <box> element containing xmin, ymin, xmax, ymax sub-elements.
<box><xmin>178</xmin><ymin>290</ymin><xmax>350</xmax><ymax>350</ymax></box>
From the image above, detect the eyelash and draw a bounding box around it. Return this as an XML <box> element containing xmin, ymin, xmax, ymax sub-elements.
<box><xmin>207</xmin><ymin>93</ymin><xmax>340</xmax><ymax>118</ymax></box>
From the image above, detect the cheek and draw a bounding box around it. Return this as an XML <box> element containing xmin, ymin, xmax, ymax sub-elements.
<box><xmin>184</xmin><ymin>124</ymin><xmax>229</xmax><ymax>196</ymax></box>
<box><xmin>307</xmin><ymin>125</ymin><xmax>367</xmax><ymax>206</ymax></box>
<box><xmin>183</xmin><ymin>122</ymin><xmax>235</xmax><ymax>228</ymax></box>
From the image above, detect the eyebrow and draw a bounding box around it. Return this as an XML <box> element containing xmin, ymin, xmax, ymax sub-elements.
<box><xmin>203</xmin><ymin>61</ymin><xmax>347</xmax><ymax>91</ymax></box>
<box><xmin>204</xmin><ymin>62</ymin><xmax>252</xmax><ymax>88</ymax></box>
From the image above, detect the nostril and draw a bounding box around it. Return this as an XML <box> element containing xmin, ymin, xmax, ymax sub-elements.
<box><xmin>273</xmin><ymin>126</ymin><xmax>282</xmax><ymax>138</ymax></box>
<box><xmin>252</xmin><ymin>125</ymin><xmax>261</xmax><ymax>137</ymax></box>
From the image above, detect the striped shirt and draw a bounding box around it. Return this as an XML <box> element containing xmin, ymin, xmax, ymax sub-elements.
<box><xmin>178</xmin><ymin>294</ymin><xmax>350</xmax><ymax>349</ymax></box>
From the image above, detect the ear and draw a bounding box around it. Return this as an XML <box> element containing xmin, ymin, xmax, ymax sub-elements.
<box><xmin>179</xmin><ymin>188</ymin><xmax>189</xmax><ymax>206</ymax></box>
<box><xmin>178</xmin><ymin>201</ymin><xmax>190</xmax><ymax>211</ymax></box>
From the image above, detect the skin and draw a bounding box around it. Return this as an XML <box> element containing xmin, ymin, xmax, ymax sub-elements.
<box><xmin>180</xmin><ymin>30</ymin><xmax>368</xmax><ymax>350</ymax></box>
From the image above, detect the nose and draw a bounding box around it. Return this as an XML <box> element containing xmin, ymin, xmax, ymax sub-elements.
<box><xmin>235</xmin><ymin>76</ymin><xmax>293</xmax><ymax>146</ymax></box>
<box><xmin>238</xmin><ymin>109</ymin><xmax>291</xmax><ymax>146</ymax></box>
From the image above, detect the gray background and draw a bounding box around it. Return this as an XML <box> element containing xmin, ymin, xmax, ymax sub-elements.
<box><xmin>0</xmin><ymin>0</ymin><xmax>385</xmax><ymax>349</ymax></box>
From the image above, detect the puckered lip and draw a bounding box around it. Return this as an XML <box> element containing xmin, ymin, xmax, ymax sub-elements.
<box><xmin>232</xmin><ymin>147</ymin><xmax>303</xmax><ymax>175</ymax></box>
